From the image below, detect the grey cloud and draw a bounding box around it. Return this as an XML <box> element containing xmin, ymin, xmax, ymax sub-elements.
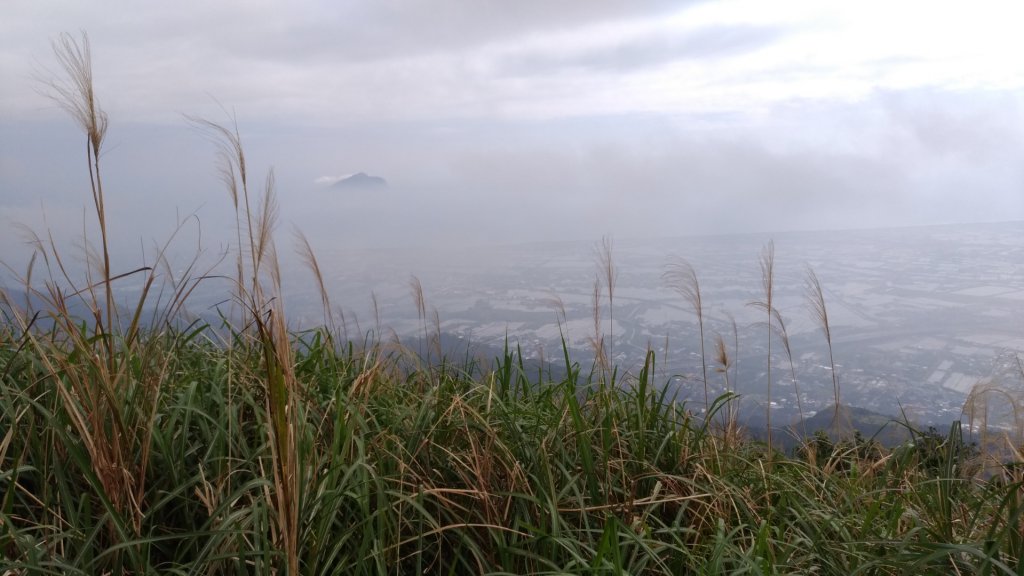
<box><xmin>501</xmin><ymin>24</ymin><xmax>786</xmax><ymax>75</ymax></box>
<box><xmin>5</xmin><ymin>0</ymin><xmax>704</xmax><ymax>60</ymax></box>
<box><xmin>314</xmin><ymin>175</ymin><xmax>347</xmax><ymax>186</ymax></box>
<box><xmin>44</xmin><ymin>0</ymin><xmax>708</xmax><ymax>71</ymax></box>
<box><xmin>2</xmin><ymin>0</ymin><xmax>711</xmax><ymax>126</ymax></box>
<box><xmin>206</xmin><ymin>1</ymin><xmax>706</xmax><ymax>65</ymax></box>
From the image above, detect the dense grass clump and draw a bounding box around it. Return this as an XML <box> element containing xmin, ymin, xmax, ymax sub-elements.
<box><xmin>4</xmin><ymin>321</ymin><xmax>1024</xmax><ymax>574</ymax></box>
<box><xmin>4</xmin><ymin>32</ymin><xmax>1024</xmax><ymax>574</ymax></box>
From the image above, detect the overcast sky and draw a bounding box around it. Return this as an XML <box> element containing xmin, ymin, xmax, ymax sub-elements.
<box><xmin>3</xmin><ymin>0</ymin><xmax>1024</xmax><ymax>266</ymax></box>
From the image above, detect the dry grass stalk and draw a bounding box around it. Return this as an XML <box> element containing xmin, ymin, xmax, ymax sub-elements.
<box><xmin>26</xmin><ymin>32</ymin><xmax>192</xmax><ymax>541</ymax></box>
<box><xmin>42</xmin><ymin>32</ymin><xmax>115</xmax><ymax>361</ymax></box>
<box><xmin>726</xmin><ymin>313</ymin><xmax>740</xmax><ymax>431</ymax></box>
<box><xmin>294</xmin><ymin>229</ymin><xmax>337</xmax><ymax>337</ymax></box>
<box><xmin>186</xmin><ymin>114</ymin><xmax>259</xmax><ymax>324</ymax></box>
<box><xmin>712</xmin><ymin>332</ymin><xmax>740</xmax><ymax>445</ymax></box>
<box><xmin>664</xmin><ymin>258</ymin><xmax>709</xmax><ymax>413</ymax></box>
<box><xmin>749</xmin><ymin>241</ymin><xmax>775</xmax><ymax>455</ymax></box>
<box><xmin>589</xmin><ymin>276</ymin><xmax>608</xmax><ymax>378</ymax></box>
<box><xmin>193</xmin><ymin>112</ymin><xmax>302</xmax><ymax>574</ymax></box>
<box><xmin>544</xmin><ymin>291</ymin><xmax>569</xmax><ymax>332</ymax></box>
<box><xmin>595</xmin><ymin>236</ymin><xmax>617</xmax><ymax>366</ymax></box>
<box><xmin>769</xmin><ymin>307</ymin><xmax>806</xmax><ymax>437</ymax></box>
<box><xmin>410</xmin><ymin>275</ymin><xmax>429</xmax><ymax>364</ymax></box>
<box><xmin>806</xmin><ymin>266</ymin><xmax>841</xmax><ymax>431</ymax></box>
<box><xmin>254</xmin><ymin>203</ymin><xmax>301</xmax><ymax>576</ymax></box>
<box><xmin>965</xmin><ymin>381</ymin><xmax>1022</xmax><ymax>456</ymax></box>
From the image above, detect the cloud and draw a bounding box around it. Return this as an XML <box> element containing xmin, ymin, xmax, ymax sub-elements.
<box><xmin>200</xmin><ymin>0</ymin><xmax>703</xmax><ymax>65</ymax></box>
<box><xmin>314</xmin><ymin>175</ymin><xmax>351</xmax><ymax>186</ymax></box>
<box><xmin>1</xmin><ymin>1</ymin><xmax>713</xmax><ymax>125</ymax></box>
<box><xmin>501</xmin><ymin>24</ymin><xmax>786</xmax><ymax>75</ymax></box>
<box><xmin>5</xmin><ymin>0</ymin><xmax>1024</xmax><ymax>259</ymax></box>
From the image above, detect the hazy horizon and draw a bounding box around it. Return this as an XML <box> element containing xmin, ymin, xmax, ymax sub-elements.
<box><xmin>4</xmin><ymin>1</ymin><xmax>1024</xmax><ymax>266</ymax></box>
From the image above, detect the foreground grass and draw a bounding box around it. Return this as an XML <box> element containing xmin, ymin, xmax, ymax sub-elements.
<box><xmin>1</xmin><ymin>320</ymin><xmax>1023</xmax><ymax>574</ymax></box>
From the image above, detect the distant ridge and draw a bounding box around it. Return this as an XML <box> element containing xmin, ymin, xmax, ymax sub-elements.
<box><xmin>794</xmin><ymin>404</ymin><xmax>910</xmax><ymax>446</ymax></box>
<box><xmin>332</xmin><ymin>172</ymin><xmax>388</xmax><ymax>190</ymax></box>
<box><xmin>742</xmin><ymin>404</ymin><xmax>914</xmax><ymax>451</ymax></box>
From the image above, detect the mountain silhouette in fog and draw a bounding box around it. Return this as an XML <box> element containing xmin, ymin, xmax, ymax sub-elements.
<box><xmin>332</xmin><ymin>172</ymin><xmax>388</xmax><ymax>191</ymax></box>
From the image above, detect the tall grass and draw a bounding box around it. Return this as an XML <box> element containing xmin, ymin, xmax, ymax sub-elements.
<box><xmin>596</xmin><ymin>235</ymin><xmax>617</xmax><ymax>374</ymax></box>
<box><xmin>807</xmin><ymin>265</ymin><xmax>842</xmax><ymax>430</ymax></box>
<box><xmin>751</xmin><ymin>241</ymin><xmax>777</xmax><ymax>456</ymax></box>
<box><xmin>664</xmin><ymin>257</ymin><xmax>709</xmax><ymax>414</ymax></box>
<box><xmin>189</xmin><ymin>111</ymin><xmax>304</xmax><ymax>574</ymax></box>
<box><xmin>3</xmin><ymin>32</ymin><xmax>1024</xmax><ymax>575</ymax></box>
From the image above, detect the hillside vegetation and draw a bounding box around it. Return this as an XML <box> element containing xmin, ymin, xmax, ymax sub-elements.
<box><xmin>3</xmin><ymin>33</ymin><xmax>1024</xmax><ymax>575</ymax></box>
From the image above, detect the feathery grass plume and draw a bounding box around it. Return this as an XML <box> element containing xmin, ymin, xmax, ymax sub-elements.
<box><xmin>410</xmin><ymin>275</ymin><xmax>429</xmax><ymax>366</ymax></box>
<box><xmin>294</xmin><ymin>228</ymin><xmax>337</xmax><ymax>338</ymax></box>
<box><xmin>186</xmin><ymin>113</ymin><xmax>260</xmax><ymax>324</ymax></box>
<box><xmin>664</xmin><ymin>257</ymin><xmax>709</xmax><ymax>413</ymax></box>
<box><xmin>595</xmin><ymin>236</ymin><xmax>617</xmax><ymax>366</ymax></box>
<box><xmin>543</xmin><ymin>291</ymin><xmax>568</xmax><ymax>332</ymax></box>
<box><xmin>712</xmin><ymin>332</ymin><xmax>741</xmax><ymax>445</ymax></box>
<box><xmin>254</xmin><ymin>171</ymin><xmax>280</xmax><ymax>271</ymax></box>
<box><xmin>964</xmin><ymin>380</ymin><xmax>1022</xmax><ymax>465</ymax></box>
<box><xmin>44</xmin><ymin>33</ymin><xmax>108</xmax><ymax>154</ymax></box>
<box><xmin>749</xmin><ymin>241</ymin><xmax>775</xmax><ymax>455</ymax></box>
<box><xmin>41</xmin><ymin>31</ymin><xmax>115</xmax><ymax>364</ymax></box>
<box><xmin>806</xmin><ymin>265</ymin><xmax>841</xmax><ymax>430</ymax></box>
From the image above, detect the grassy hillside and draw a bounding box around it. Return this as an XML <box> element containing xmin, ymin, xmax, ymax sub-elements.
<box><xmin>5</xmin><ymin>321</ymin><xmax>1022</xmax><ymax>574</ymax></box>
<box><xmin>3</xmin><ymin>33</ymin><xmax>1024</xmax><ymax>574</ymax></box>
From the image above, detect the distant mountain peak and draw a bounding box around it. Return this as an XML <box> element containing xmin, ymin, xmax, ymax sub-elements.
<box><xmin>332</xmin><ymin>172</ymin><xmax>388</xmax><ymax>190</ymax></box>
